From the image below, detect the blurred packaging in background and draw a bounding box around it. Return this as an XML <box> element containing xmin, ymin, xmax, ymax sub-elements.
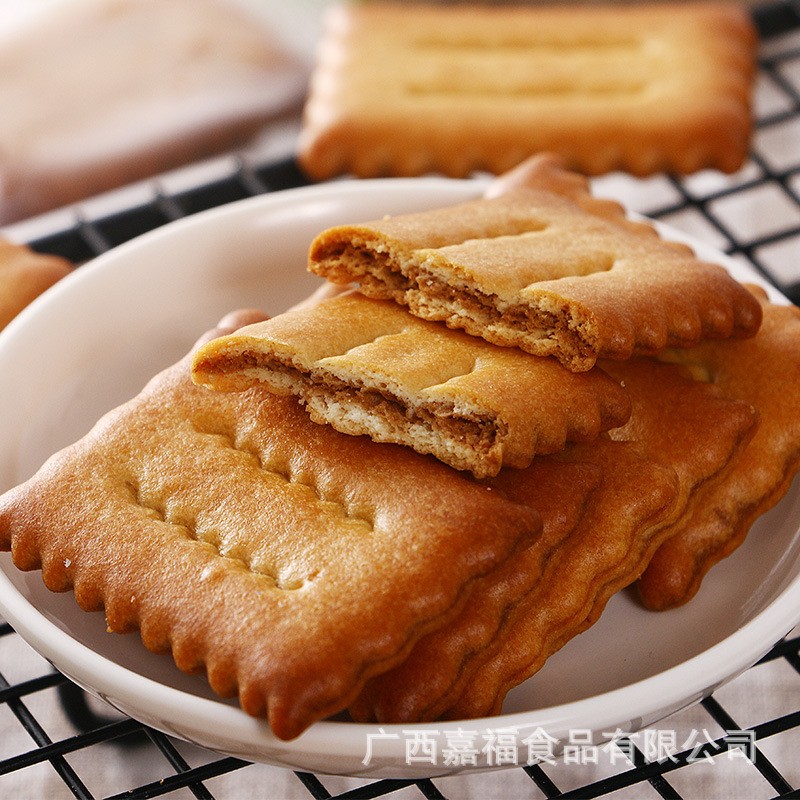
<box><xmin>0</xmin><ymin>0</ymin><xmax>312</xmax><ymax>224</ymax></box>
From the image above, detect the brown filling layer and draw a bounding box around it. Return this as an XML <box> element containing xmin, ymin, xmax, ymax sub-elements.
<box><xmin>205</xmin><ymin>351</ymin><xmax>502</xmax><ymax>465</ymax></box>
<box><xmin>319</xmin><ymin>242</ymin><xmax>591</xmax><ymax>361</ymax></box>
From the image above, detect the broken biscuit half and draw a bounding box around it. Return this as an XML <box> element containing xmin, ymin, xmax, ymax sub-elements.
<box><xmin>191</xmin><ymin>292</ymin><xmax>631</xmax><ymax>478</ymax></box>
<box><xmin>307</xmin><ymin>154</ymin><xmax>762</xmax><ymax>372</ymax></box>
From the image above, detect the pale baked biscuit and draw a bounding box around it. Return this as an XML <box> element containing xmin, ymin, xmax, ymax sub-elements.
<box><xmin>308</xmin><ymin>155</ymin><xmax>763</xmax><ymax>371</ymax></box>
<box><xmin>191</xmin><ymin>292</ymin><xmax>631</xmax><ymax>478</ymax></box>
<box><xmin>351</xmin><ymin>356</ymin><xmax>756</xmax><ymax>723</ymax></box>
<box><xmin>0</xmin><ymin>238</ymin><xmax>72</xmax><ymax>331</ymax></box>
<box><xmin>0</xmin><ymin>315</ymin><xmax>540</xmax><ymax>740</ymax></box>
<box><xmin>298</xmin><ymin>2</ymin><xmax>756</xmax><ymax>180</ymax></box>
<box><xmin>638</xmin><ymin>287</ymin><xmax>800</xmax><ymax>610</ymax></box>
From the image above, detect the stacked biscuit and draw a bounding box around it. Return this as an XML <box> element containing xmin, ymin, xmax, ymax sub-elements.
<box><xmin>190</xmin><ymin>152</ymin><xmax>800</xmax><ymax>730</ymax></box>
<box><xmin>2</xmin><ymin>155</ymin><xmax>799</xmax><ymax>742</ymax></box>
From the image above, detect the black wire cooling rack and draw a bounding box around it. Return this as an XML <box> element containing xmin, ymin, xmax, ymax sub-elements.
<box><xmin>1</xmin><ymin>3</ymin><xmax>800</xmax><ymax>798</ymax></box>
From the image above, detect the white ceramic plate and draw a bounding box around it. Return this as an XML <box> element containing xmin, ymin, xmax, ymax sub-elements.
<box><xmin>0</xmin><ymin>179</ymin><xmax>799</xmax><ymax>779</ymax></box>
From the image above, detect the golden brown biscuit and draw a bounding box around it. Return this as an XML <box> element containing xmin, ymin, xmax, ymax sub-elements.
<box><xmin>0</xmin><ymin>315</ymin><xmax>541</xmax><ymax>740</ymax></box>
<box><xmin>638</xmin><ymin>287</ymin><xmax>800</xmax><ymax>610</ymax></box>
<box><xmin>191</xmin><ymin>292</ymin><xmax>632</xmax><ymax>478</ymax></box>
<box><xmin>349</xmin><ymin>452</ymin><xmax>605</xmax><ymax>723</ymax></box>
<box><xmin>444</xmin><ymin>440</ymin><xmax>679</xmax><ymax>721</ymax></box>
<box><xmin>603</xmin><ymin>357</ymin><xmax>758</xmax><ymax>517</ymax></box>
<box><xmin>308</xmin><ymin>154</ymin><xmax>763</xmax><ymax>372</ymax></box>
<box><xmin>353</xmin><ymin>356</ymin><xmax>756</xmax><ymax>722</ymax></box>
<box><xmin>0</xmin><ymin>239</ymin><xmax>72</xmax><ymax>331</ymax></box>
<box><xmin>298</xmin><ymin>2</ymin><xmax>756</xmax><ymax>180</ymax></box>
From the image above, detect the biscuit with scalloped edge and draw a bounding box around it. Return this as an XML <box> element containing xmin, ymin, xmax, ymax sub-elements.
<box><xmin>191</xmin><ymin>291</ymin><xmax>631</xmax><ymax>478</ymax></box>
<box><xmin>638</xmin><ymin>287</ymin><xmax>800</xmax><ymax>610</ymax></box>
<box><xmin>438</xmin><ymin>356</ymin><xmax>756</xmax><ymax>721</ymax></box>
<box><xmin>351</xmin><ymin>352</ymin><xmax>755</xmax><ymax>723</ymax></box>
<box><xmin>0</xmin><ymin>314</ymin><xmax>540</xmax><ymax>740</ymax></box>
<box><xmin>308</xmin><ymin>154</ymin><xmax>762</xmax><ymax>372</ymax></box>
<box><xmin>298</xmin><ymin>2</ymin><xmax>755</xmax><ymax>180</ymax></box>
<box><xmin>348</xmin><ymin>451</ymin><xmax>604</xmax><ymax>723</ymax></box>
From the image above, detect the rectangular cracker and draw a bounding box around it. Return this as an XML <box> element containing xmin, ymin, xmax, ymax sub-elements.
<box><xmin>638</xmin><ymin>287</ymin><xmax>800</xmax><ymax>610</ymax></box>
<box><xmin>307</xmin><ymin>154</ymin><xmax>763</xmax><ymax>372</ymax></box>
<box><xmin>0</xmin><ymin>238</ymin><xmax>72</xmax><ymax>330</ymax></box>
<box><xmin>443</xmin><ymin>440</ymin><xmax>680</xmax><ymax>721</ymax></box>
<box><xmin>0</xmin><ymin>316</ymin><xmax>540</xmax><ymax>740</ymax></box>
<box><xmin>351</xmin><ymin>354</ymin><xmax>757</xmax><ymax>723</ymax></box>
<box><xmin>191</xmin><ymin>292</ymin><xmax>631</xmax><ymax>478</ymax></box>
<box><xmin>298</xmin><ymin>2</ymin><xmax>756</xmax><ymax>180</ymax></box>
<box><xmin>349</xmin><ymin>451</ymin><xmax>606</xmax><ymax>724</ymax></box>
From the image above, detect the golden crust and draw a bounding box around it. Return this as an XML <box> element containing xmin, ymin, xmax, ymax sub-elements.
<box><xmin>192</xmin><ymin>292</ymin><xmax>632</xmax><ymax>478</ymax></box>
<box><xmin>603</xmin><ymin>357</ymin><xmax>759</xmax><ymax>514</ymax></box>
<box><xmin>0</xmin><ymin>318</ymin><xmax>540</xmax><ymax>740</ymax></box>
<box><xmin>308</xmin><ymin>155</ymin><xmax>763</xmax><ymax>371</ymax></box>
<box><xmin>638</xmin><ymin>287</ymin><xmax>800</xmax><ymax>610</ymax></box>
<box><xmin>444</xmin><ymin>440</ymin><xmax>679</xmax><ymax>720</ymax></box>
<box><xmin>352</xmin><ymin>355</ymin><xmax>756</xmax><ymax>722</ymax></box>
<box><xmin>349</xmin><ymin>452</ymin><xmax>605</xmax><ymax>723</ymax></box>
<box><xmin>0</xmin><ymin>238</ymin><xmax>72</xmax><ymax>330</ymax></box>
<box><xmin>298</xmin><ymin>2</ymin><xmax>756</xmax><ymax>180</ymax></box>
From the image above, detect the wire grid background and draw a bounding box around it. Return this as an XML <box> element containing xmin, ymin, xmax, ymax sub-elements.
<box><xmin>1</xmin><ymin>3</ymin><xmax>800</xmax><ymax>798</ymax></box>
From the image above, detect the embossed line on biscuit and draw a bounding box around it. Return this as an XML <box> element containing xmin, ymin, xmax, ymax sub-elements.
<box><xmin>124</xmin><ymin>476</ymin><xmax>323</xmax><ymax>591</ymax></box>
<box><xmin>320</xmin><ymin>329</ymin><xmax>418</xmax><ymax>361</ymax></box>
<box><xmin>215</xmin><ymin>329</ymin><xmax>487</xmax><ymax>406</ymax></box>
<box><xmin>188</xmin><ymin>419</ymin><xmax>377</xmax><ymax>531</ymax></box>
<box><xmin>405</xmin><ymin>36</ymin><xmax>648</xmax><ymax>98</ymax></box>
<box><xmin>445</xmin><ymin>222</ymin><xmax>551</xmax><ymax>244</ymax></box>
<box><xmin>316</xmin><ymin>217</ymin><xmax>550</xmax><ymax>265</ymax></box>
<box><xmin>319</xmin><ymin>223</ymin><xmax>554</xmax><ymax>293</ymax></box>
<box><xmin>319</xmin><ymin>328</ymin><xmax>482</xmax><ymax>385</ymax></box>
<box><xmin>411</xmin><ymin>35</ymin><xmax>643</xmax><ymax>52</ymax></box>
<box><xmin>404</xmin><ymin>79</ymin><xmax>649</xmax><ymax>99</ymax></box>
<box><xmin>303</xmin><ymin>337</ymin><xmax>488</xmax><ymax>412</ymax></box>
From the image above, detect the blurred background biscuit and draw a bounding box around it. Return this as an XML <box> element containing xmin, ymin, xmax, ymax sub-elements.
<box><xmin>298</xmin><ymin>1</ymin><xmax>757</xmax><ymax>180</ymax></box>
